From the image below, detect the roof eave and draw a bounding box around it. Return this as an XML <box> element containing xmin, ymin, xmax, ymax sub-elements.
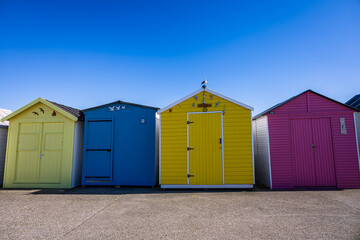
<box><xmin>158</xmin><ymin>88</ymin><xmax>253</xmax><ymax>114</ymax></box>
<box><xmin>82</xmin><ymin>100</ymin><xmax>159</xmax><ymax>112</ymax></box>
<box><xmin>1</xmin><ymin>98</ymin><xmax>78</xmax><ymax>122</ymax></box>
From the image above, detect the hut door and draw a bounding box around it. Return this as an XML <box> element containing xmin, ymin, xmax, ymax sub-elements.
<box><xmin>15</xmin><ymin>122</ymin><xmax>63</xmax><ymax>184</ymax></box>
<box><xmin>15</xmin><ymin>123</ymin><xmax>42</xmax><ymax>183</ymax></box>
<box><xmin>188</xmin><ymin>112</ymin><xmax>223</xmax><ymax>185</ymax></box>
<box><xmin>38</xmin><ymin>123</ymin><xmax>64</xmax><ymax>183</ymax></box>
<box><xmin>84</xmin><ymin>120</ymin><xmax>113</xmax><ymax>182</ymax></box>
<box><xmin>311</xmin><ymin>118</ymin><xmax>336</xmax><ymax>186</ymax></box>
<box><xmin>291</xmin><ymin>118</ymin><xmax>336</xmax><ymax>187</ymax></box>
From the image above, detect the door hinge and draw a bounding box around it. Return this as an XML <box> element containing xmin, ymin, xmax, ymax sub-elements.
<box><xmin>187</xmin><ymin>121</ymin><xmax>194</xmax><ymax>124</ymax></box>
<box><xmin>187</xmin><ymin>147</ymin><xmax>194</xmax><ymax>151</ymax></box>
<box><xmin>187</xmin><ymin>174</ymin><xmax>195</xmax><ymax>178</ymax></box>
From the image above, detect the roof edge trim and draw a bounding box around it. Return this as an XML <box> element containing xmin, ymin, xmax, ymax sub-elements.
<box><xmin>1</xmin><ymin>98</ymin><xmax>78</xmax><ymax>122</ymax></box>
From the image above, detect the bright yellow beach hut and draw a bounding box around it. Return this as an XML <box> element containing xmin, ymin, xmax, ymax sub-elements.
<box><xmin>159</xmin><ymin>87</ymin><xmax>254</xmax><ymax>188</ymax></box>
<box><xmin>1</xmin><ymin>98</ymin><xmax>83</xmax><ymax>188</ymax></box>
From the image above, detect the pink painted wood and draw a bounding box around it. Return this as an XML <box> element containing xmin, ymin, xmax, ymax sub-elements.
<box><xmin>312</xmin><ymin>118</ymin><xmax>336</xmax><ymax>187</ymax></box>
<box><xmin>266</xmin><ymin>91</ymin><xmax>360</xmax><ymax>189</ymax></box>
<box><xmin>291</xmin><ymin>119</ymin><xmax>316</xmax><ymax>187</ymax></box>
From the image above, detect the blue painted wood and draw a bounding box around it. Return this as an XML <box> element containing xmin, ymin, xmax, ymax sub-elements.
<box><xmin>81</xmin><ymin>102</ymin><xmax>158</xmax><ymax>186</ymax></box>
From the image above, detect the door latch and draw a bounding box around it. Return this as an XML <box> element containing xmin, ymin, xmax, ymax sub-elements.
<box><xmin>187</xmin><ymin>147</ymin><xmax>194</xmax><ymax>151</ymax></box>
<box><xmin>187</xmin><ymin>174</ymin><xmax>195</xmax><ymax>178</ymax></box>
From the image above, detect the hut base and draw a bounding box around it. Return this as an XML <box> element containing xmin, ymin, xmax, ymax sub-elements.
<box><xmin>160</xmin><ymin>184</ymin><xmax>253</xmax><ymax>189</ymax></box>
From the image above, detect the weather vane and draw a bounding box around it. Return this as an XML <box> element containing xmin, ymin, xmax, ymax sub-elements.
<box><xmin>201</xmin><ymin>79</ymin><xmax>208</xmax><ymax>89</ymax></box>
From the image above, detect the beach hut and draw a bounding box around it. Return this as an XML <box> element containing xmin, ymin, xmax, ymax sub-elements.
<box><xmin>1</xmin><ymin>98</ymin><xmax>83</xmax><ymax>188</ymax></box>
<box><xmin>159</xmin><ymin>88</ymin><xmax>254</xmax><ymax>188</ymax></box>
<box><xmin>0</xmin><ymin>109</ymin><xmax>12</xmax><ymax>186</ymax></box>
<box><xmin>81</xmin><ymin>101</ymin><xmax>159</xmax><ymax>186</ymax></box>
<box><xmin>253</xmin><ymin>90</ymin><xmax>360</xmax><ymax>189</ymax></box>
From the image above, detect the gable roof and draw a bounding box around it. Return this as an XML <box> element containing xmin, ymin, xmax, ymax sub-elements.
<box><xmin>253</xmin><ymin>89</ymin><xmax>358</xmax><ymax>120</ymax></box>
<box><xmin>158</xmin><ymin>88</ymin><xmax>253</xmax><ymax>114</ymax></box>
<box><xmin>0</xmin><ymin>108</ymin><xmax>12</xmax><ymax>127</ymax></box>
<box><xmin>1</xmin><ymin>98</ymin><xmax>82</xmax><ymax>122</ymax></box>
<box><xmin>83</xmin><ymin>100</ymin><xmax>159</xmax><ymax>112</ymax></box>
<box><xmin>46</xmin><ymin>100</ymin><xmax>83</xmax><ymax>119</ymax></box>
<box><xmin>346</xmin><ymin>94</ymin><xmax>360</xmax><ymax>111</ymax></box>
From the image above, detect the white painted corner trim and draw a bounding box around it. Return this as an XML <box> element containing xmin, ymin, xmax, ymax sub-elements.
<box><xmin>353</xmin><ymin>112</ymin><xmax>360</xmax><ymax>173</ymax></box>
<box><xmin>158</xmin><ymin>88</ymin><xmax>254</xmax><ymax>113</ymax></box>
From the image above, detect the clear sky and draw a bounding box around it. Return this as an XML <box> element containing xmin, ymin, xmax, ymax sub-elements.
<box><xmin>0</xmin><ymin>0</ymin><xmax>359</xmax><ymax>115</ymax></box>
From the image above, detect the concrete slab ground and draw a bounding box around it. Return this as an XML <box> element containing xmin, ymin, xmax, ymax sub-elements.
<box><xmin>0</xmin><ymin>188</ymin><xmax>359</xmax><ymax>239</ymax></box>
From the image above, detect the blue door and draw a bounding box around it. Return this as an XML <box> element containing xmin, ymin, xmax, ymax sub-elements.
<box><xmin>84</xmin><ymin>119</ymin><xmax>113</xmax><ymax>183</ymax></box>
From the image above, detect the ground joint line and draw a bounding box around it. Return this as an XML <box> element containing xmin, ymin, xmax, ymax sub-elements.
<box><xmin>62</xmin><ymin>197</ymin><xmax>121</xmax><ymax>238</ymax></box>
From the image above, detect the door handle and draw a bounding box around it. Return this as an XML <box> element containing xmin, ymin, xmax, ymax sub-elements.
<box><xmin>40</xmin><ymin>153</ymin><xmax>43</xmax><ymax>159</ymax></box>
<box><xmin>220</xmin><ymin>138</ymin><xmax>222</xmax><ymax>144</ymax></box>
<box><xmin>312</xmin><ymin>144</ymin><xmax>315</xmax><ymax>152</ymax></box>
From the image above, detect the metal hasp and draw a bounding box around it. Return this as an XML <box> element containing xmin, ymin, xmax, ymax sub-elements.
<box><xmin>187</xmin><ymin>147</ymin><xmax>194</xmax><ymax>151</ymax></box>
<box><xmin>187</xmin><ymin>174</ymin><xmax>195</xmax><ymax>178</ymax></box>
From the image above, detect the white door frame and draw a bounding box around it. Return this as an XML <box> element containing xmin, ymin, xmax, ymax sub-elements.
<box><xmin>187</xmin><ymin>111</ymin><xmax>224</xmax><ymax>185</ymax></box>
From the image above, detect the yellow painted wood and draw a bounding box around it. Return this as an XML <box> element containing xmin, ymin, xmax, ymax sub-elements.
<box><xmin>160</xmin><ymin>90</ymin><xmax>253</xmax><ymax>185</ymax></box>
<box><xmin>1</xmin><ymin>98</ymin><xmax>78</xmax><ymax>122</ymax></box>
<box><xmin>3</xmin><ymin>101</ymin><xmax>75</xmax><ymax>188</ymax></box>
<box><xmin>188</xmin><ymin>113</ymin><xmax>222</xmax><ymax>185</ymax></box>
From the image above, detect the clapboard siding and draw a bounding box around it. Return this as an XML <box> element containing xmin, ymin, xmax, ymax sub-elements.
<box><xmin>253</xmin><ymin>116</ymin><xmax>271</xmax><ymax>188</ymax></box>
<box><xmin>161</xmin><ymin>90</ymin><xmax>253</xmax><ymax>185</ymax></box>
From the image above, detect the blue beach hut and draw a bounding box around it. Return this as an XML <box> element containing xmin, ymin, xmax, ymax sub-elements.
<box><xmin>81</xmin><ymin>101</ymin><xmax>159</xmax><ymax>186</ymax></box>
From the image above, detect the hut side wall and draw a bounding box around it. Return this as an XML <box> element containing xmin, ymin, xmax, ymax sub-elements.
<box><xmin>0</xmin><ymin>127</ymin><xmax>8</xmax><ymax>186</ymax></box>
<box><xmin>160</xmin><ymin>90</ymin><xmax>253</xmax><ymax>185</ymax></box>
<box><xmin>268</xmin><ymin>91</ymin><xmax>360</xmax><ymax>189</ymax></box>
<box><xmin>71</xmin><ymin>121</ymin><xmax>84</xmax><ymax>188</ymax></box>
<box><xmin>253</xmin><ymin>116</ymin><xmax>271</xmax><ymax>188</ymax></box>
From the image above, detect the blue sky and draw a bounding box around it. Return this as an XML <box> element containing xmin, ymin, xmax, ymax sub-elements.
<box><xmin>0</xmin><ymin>0</ymin><xmax>359</xmax><ymax>114</ymax></box>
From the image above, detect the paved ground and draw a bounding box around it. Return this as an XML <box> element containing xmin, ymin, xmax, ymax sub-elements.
<box><xmin>0</xmin><ymin>187</ymin><xmax>359</xmax><ymax>240</ymax></box>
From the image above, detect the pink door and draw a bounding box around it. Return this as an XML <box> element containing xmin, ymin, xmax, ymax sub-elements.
<box><xmin>291</xmin><ymin>118</ymin><xmax>336</xmax><ymax>187</ymax></box>
<box><xmin>291</xmin><ymin>119</ymin><xmax>317</xmax><ymax>187</ymax></box>
<box><xmin>312</xmin><ymin>118</ymin><xmax>336</xmax><ymax>186</ymax></box>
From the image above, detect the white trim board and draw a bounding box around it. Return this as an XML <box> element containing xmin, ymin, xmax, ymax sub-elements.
<box><xmin>160</xmin><ymin>184</ymin><xmax>253</xmax><ymax>189</ymax></box>
<box><xmin>158</xmin><ymin>88</ymin><xmax>254</xmax><ymax>114</ymax></box>
<box><xmin>353</xmin><ymin>112</ymin><xmax>360</xmax><ymax>173</ymax></box>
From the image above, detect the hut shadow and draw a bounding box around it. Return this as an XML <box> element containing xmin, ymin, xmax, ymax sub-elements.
<box><xmin>28</xmin><ymin>186</ymin><xmax>256</xmax><ymax>195</ymax></box>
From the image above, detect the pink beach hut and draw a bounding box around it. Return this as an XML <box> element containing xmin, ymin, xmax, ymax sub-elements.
<box><xmin>253</xmin><ymin>90</ymin><xmax>360</xmax><ymax>189</ymax></box>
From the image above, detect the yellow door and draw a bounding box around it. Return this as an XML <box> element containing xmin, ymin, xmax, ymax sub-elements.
<box><xmin>38</xmin><ymin>123</ymin><xmax>64</xmax><ymax>183</ymax></box>
<box><xmin>15</xmin><ymin>123</ymin><xmax>42</xmax><ymax>183</ymax></box>
<box><xmin>14</xmin><ymin>122</ymin><xmax>64</xmax><ymax>184</ymax></box>
<box><xmin>188</xmin><ymin>112</ymin><xmax>222</xmax><ymax>185</ymax></box>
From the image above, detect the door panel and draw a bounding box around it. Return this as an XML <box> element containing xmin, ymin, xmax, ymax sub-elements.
<box><xmin>312</xmin><ymin>118</ymin><xmax>336</xmax><ymax>186</ymax></box>
<box><xmin>38</xmin><ymin>123</ymin><xmax>64</xmax><ymax>183</ymax></box>
<box><xmin>85</xmin><ymin>120</ymin><xmax>113</xmax><ymax>181</ymax></box>
<box><xmin>291</xmin><ymin>119</ymin><xmax>316</xmax><ymax>187</ymax></box>
<box><xmin>15</xmin><ymin>123</ymin><xmax>42</xmax><ymax>183</ymax></box>
<box><xmin>188</xmin><ymin>113</ymin><xmax>222</xmax><ymax>185</ymax></box>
